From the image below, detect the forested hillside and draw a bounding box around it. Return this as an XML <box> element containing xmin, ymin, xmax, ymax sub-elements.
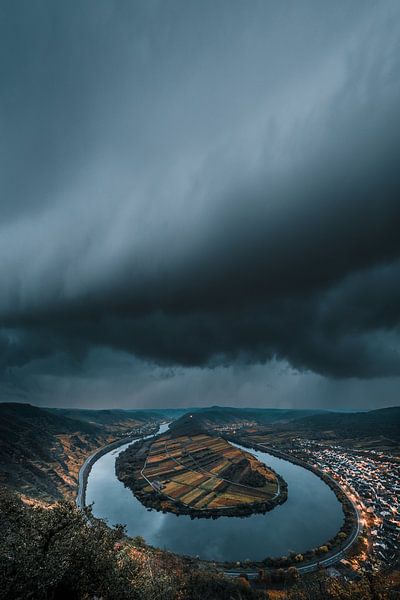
<box><xmin>0</xmin><ymin>403</ymin><xmax>163</xmax><ymax>502</ymax></box>
<box><xmin>282</xmin><ymin>407</ymin><xmax>400</xmax><ymax>442</ymax></box>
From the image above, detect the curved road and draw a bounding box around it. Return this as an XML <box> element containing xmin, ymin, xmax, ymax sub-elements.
<box><xmin>76</xmin><ymin>449</ymin><xmax>96</xmax><ymax>508</ymax></box>
<box><xmin>224</xmin><ymin>443</ymin><xmax>362</xmax><ymax>577</ymax></box>
<box><xmin>225</xmin><ymin>503</ymin><xmax>361</xmax><ymax>578</ymax></box>
<box><xmin>76</xmin><ymin>430</ymin><xmax>362</xmax><ymax>576</ymax></box>
<box><xmin>76</xmin><ymin>435</ymin><xmax>138</xmax><ymax>509</ymax></box>
<box><xmin>76</xmin><ymin>423</ymin><xmax>171</xmax><ymax>509</ymax></box>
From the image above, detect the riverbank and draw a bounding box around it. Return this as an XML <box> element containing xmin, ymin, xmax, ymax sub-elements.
<box><xmin>76</xmin><ymin>435</ymin><xmax>139</xmax><ymax>509</ymax></box>
<box><xmin>76</xmin><ymin>423</ymin><xmax>170</xmax><ymax>509</ymax></box>
<box><xmin>115</xmin><ymin>434</ymin><xmax>288</xmax><ymax>519</ymax></box>
<box><xmin>78</xmin><ymin>427</ymin><xmax>355</xmax><ymax>572</ymax></box>
<box><xmin>220</xmin><ymin>435</ymin><xmax>362</xmax><ymax>574</ymax></box>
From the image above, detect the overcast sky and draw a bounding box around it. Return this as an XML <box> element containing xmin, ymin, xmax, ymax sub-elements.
<box><xmin>1</xmin><ymin>1</ymin><xmax>400</xmax><ymax>410</ymax></box>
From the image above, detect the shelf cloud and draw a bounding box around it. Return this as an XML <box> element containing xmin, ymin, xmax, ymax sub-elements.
<box><xmin>1</xmin><ymin>1</ymin><xmax>400</xmax><ymax>407</ymax></box>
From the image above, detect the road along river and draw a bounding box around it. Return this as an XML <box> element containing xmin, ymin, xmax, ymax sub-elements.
<box><xmin>82</xmin><ymin>424</ymin><xmax>349</xmax><ymax>563</ymax></box>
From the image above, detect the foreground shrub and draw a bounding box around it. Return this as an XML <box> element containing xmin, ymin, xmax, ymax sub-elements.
<box><xmin>0</xmin><ymin>488</ymin><xmax>260</xmax><ymax>600</ymax></box>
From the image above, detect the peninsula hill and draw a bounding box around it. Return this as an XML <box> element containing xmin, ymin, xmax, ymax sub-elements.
<box><xmin>116</xmin><ymin>431</ymin><xmax>287</xmax><ymax>518</ymax></box>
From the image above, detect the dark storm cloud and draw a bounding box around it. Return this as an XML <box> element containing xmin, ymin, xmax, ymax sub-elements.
<box><xmin>1</xmin><ymin>0</ymin><xmax>400</xmax><ymax>398</ymax></box>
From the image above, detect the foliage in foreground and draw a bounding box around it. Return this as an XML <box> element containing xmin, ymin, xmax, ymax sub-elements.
<box><xmin>285</xmin><ymin>569</ymin><xmax>398</xmax><ymax>600</ymax></box>
<box><xmin>0</xmin><ymin>488</ymin><xmax>259</xmax><ymax>600</ymax></box>
<box><xmin>1</xmin><ymin>488</ymin><xmax>398</xmax><ymax>600</ymax></box>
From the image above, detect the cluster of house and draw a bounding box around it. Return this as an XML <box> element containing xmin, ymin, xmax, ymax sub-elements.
<box><xmin>289</xmin><ymin>439</ymin><xmax>399</xmax><ymax>570</ymax></box>
<box><xmin>150</xmin><ymin>480</ymin><xmax>163</xmax><ymax>492</ymax></box>
<box><xmin>215</xmin><ymin>422</ymin><xmax>255</xmax><ymax>433</ymax></box>
<box><xmin>127</xmin><ymin>422</ymin><xmax>160</xmax><ymax>437</ymax></box>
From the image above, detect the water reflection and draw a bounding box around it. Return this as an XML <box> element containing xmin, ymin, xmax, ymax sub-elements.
<box><xmin>86</xmin><ymin>427</ymin><xmax>343</xmax><ymax>561</ymax></box>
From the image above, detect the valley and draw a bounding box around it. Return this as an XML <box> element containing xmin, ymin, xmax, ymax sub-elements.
<box><xmin>1</xmin><ymin>402</ymin><xmax>399</xmax><ymax>599</ymax></box>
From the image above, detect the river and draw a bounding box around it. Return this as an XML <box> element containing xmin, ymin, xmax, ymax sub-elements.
<box><xmin>85</xmin><ymin>423</ymin><xmax>344</xmax><ymax>562</ymax></box>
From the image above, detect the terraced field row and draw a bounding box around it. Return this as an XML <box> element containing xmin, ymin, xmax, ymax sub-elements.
<box><xmin>141</xmin><ymin>433</ymin><xmax>278</xmax><ymax>510</ymax></box>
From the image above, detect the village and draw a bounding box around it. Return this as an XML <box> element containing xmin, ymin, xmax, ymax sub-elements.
<box><xmin>280</xmin><ymin>439</ymin><xmax>400</xmax><ymax>571</ymax></box>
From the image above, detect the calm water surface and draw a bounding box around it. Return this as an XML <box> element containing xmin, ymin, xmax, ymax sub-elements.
<box><xmin>86</xmin><ymin>424</ymin><xmax>343</xmax><ymax>561</ymax></box>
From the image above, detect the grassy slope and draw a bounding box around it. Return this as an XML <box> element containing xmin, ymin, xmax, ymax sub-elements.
<box><xmin>0</xmin><ymin>403</ymin><xmax>166</xmax><ymax>502</ymax></box>
<box><xmin>0</xmin><ymin>403</ymin><xmax>112</xmax><ymax>501</ymax></box>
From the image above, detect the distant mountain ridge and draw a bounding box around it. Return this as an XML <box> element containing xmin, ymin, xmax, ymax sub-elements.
<box><xmin>1</xmin><ymin>402</ymin><xmax>98</xmax><ymax>435</ymax></box>
<box><xmin>285</xmin><ymin>406</ymin><xmax>400</xmax><ymax>440</ymax></box>
<box><xmin>46</xmin><ymin>407</ymin><xmax>162</xmax><ymax>429</ymax></box>
<box><xmin>166</xmin><ymin>405</ymin><xmax>400</xmax><ymax>446</ymax></box>
<box><xmin>169</xmin><ymin>406</ymin><xmax>329</xmax><ymax>429</ymax></box>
